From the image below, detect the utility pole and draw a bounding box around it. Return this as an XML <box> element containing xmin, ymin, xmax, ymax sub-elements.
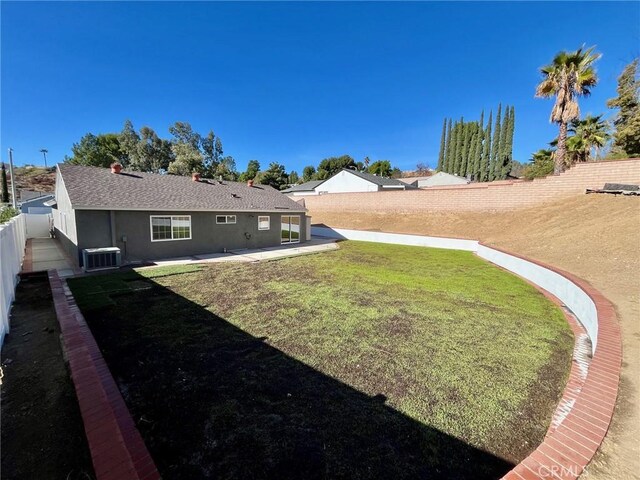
<box><xmin>40</xmin><ymin>148</ymin><xmax>48</xmax><ymax>168</ymax></box>
<box><xmin>8</xmin><ymin>148</ymin><xmax>17</xmax><ymax>208</ymax></box>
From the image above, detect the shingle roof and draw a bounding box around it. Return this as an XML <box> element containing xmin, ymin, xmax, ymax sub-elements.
<box><xmin>341</xmin><ymin>169</ymin><xmax>416</xmax><ymax>188</ymax></box>
<box><xmin>281</xmin><ymin>180</ymin><xmax>325</xmax><ymax>193</ymax></box>
<box><xmin>58</xmin><ymin>164</ymin><xmax>306</xmax><ymax>212</ymax></box>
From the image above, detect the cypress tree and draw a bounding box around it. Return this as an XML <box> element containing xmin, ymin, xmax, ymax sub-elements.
<box><xmin>460</xmin><ymin>122</ymin><xmax>470</xmax><ymax>176</ymax></box>
<box><xmin>473</xmin><ymin>111</ymin><xmax>485</xmax><ymax>179</ymax></box>
<box><xmin>498</xmin><ymin>106</ymin><xmax>510</xmax><ymax>179</ymax></box>
<box><xmin>472</xmin><ymin>127</ymin><xmax>484</xmax><ymax>180</ymax></box>
<box><xmin>449</xmin><ymin>118</ymin><xmax>464</xmax><ymax>175</ymax></box>
<box><xmin>448</xmin><ymin>121</ymin><xmax>457</xmax><ymax>174</ymax></box>
<box><xmin>489</xmin><ymin>103</ymin><xmax>502</xmax><ymax>181</ymax></box>
<box><xmin>479</xmin><ymin>111</ymin><xmax>492</xmax><ymax>182</ymax></box>
<box><xmin>443</xmin><ymin>118</ymin><xmax>452</xmax><ymax>172</ymax></box>
<box><xmin>454</xmin><ymin>118</ymin><xmax>464</xmax><ymax>175</ymax></box>
<box><xmin>1</xmin><ymin>163</ymin><xmax>9</xmax><ymax>203</ymax></box>
<box><xmin>502</xmin><ymin>106</ymin><xmax>516</xmax><ymax>178</ymax></box>
<box><xmin>464</xmin><ymin>123</ymin><xmax>478</xmax><ymax>177</ymax></box>
<box><xmin>437</xmin><ymin>118</ymin><xmax>447</xmax><ymax>171</ymax></box>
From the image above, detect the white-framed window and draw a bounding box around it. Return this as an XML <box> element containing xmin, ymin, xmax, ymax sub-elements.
<box><xmin>258</xmin><ymin>215</ymin><xmax>270</xmax><ymax>230</ymax></box>
<box><xmin>216</xmin><ymin>215</ymin><xmax>236</xmax><ymax>224</ymax></box>
<box><xmin>150</xmin><ymin>215</ymin><xmax>192</xmax><ymax>242</ymax></box>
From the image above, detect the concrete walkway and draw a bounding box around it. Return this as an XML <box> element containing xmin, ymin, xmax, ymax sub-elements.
<box><xmin>143</xmin><ymin>237</ymin><xmax>339</xmax><ymax>268</ymax></box>
<box><xmin>22</xmin><ymin>238</ymin><xmax>76</xmax><ymax>278</ymax></box>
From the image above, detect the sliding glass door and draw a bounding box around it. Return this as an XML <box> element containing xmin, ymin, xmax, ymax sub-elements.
<box><xmin>281</xmin><ymin>215</ymin><xmax>300</xmax><ymax>244</ymax></box>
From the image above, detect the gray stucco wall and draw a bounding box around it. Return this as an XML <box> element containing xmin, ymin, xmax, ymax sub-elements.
<box><xmin>74</xmin><ymin>210</ymin><xmax>308</xmax><ymax>263</ymax></box>
<box><xmin>55</xmin><ymin>227</ymin><xmax>80</xmax><ymax>266</ymax></box>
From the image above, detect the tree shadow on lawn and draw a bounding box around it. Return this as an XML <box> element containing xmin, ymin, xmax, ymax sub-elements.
<box><xmin>78</xmin><ymin>271</ymin><xmax>515</xmax><ymax>480</ymax></box>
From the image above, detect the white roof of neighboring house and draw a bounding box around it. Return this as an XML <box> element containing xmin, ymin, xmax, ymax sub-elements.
<box><xmin>419</xmin><ymin>171</ymin><xmax>470</xmax><ymax>187</ymax></box>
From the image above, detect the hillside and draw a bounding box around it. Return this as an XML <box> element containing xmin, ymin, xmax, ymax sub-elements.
<box><xmin>3</xmin><ymin>165</ymin><xmax>56</xmax><ymax>195</ymax></box>
<box><xmin>310</xmin><ymin>194</ymin><xmax>640</xmax><ymax>480</ymax></box>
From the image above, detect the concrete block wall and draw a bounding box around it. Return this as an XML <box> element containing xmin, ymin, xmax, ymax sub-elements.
<box><xmin>300</xmin><ymin>159</ymin><xmax>640</xmax><ymax>213</ymax></box>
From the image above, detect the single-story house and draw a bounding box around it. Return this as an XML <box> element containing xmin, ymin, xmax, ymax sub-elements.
<box><xmin>398</xmin><ymin>175</ymin><xmax>434</xmax><ymax>188</ymax></box>
<box><xmin>19</xmin><ymin>194</ymin><xmax>55</xmax><ymax>214</ymax></box>
<box><xmin>418</xmin><ymin>171</ymin><xmax>470</xmax><ymax>188</ymax></box>
<box><xmin>53</xmin><ymin>164</ymin><xmax>309</xmax><ymax>267</ymax></box>
<box><xmin>313</xmin><ymin>169</ymin><xmax>415</xmax><ymax>194</ymax></box>
<box><xmin>281</xmin><ymin>180</ymin><xmax>326</xmax><ymax>196</ymax></box>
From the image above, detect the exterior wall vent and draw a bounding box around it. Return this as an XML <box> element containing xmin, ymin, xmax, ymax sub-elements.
<box><xmin>82</xmin><ymin>247</ymin><xmax>122</xmax><ymax>272</ymax></box>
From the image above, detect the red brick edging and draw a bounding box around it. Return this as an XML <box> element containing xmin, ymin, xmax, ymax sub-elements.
<box><xmin>485</xmin><ymin>245</ymin><xmax>622</xmax><ymax>480</ymax></box>
<box><xmin>48</xmin><ymin>270</ymin><xmax>161</xmax><ymax>480</ymax></box>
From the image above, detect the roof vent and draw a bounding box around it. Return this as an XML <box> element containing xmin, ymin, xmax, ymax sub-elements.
<box><xmin>192</xmin><ymin>172</ymin><xmax>201</xmax><ymax>182</ymax></box>
<box><xmin>247</xmin><ymin>179</ymin><xmax>254</xmax><ymax>187</ymax></box>
<box><xmin>110</xmin><ymin>162</ymin><xmax>123</xmax><ymax>174</ymax></box>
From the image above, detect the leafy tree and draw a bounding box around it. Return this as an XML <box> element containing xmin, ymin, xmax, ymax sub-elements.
<box><xmin>363</xmin><ymin>156</ymin><xmax>371</xmax><ymax>170</ymax></box>
<box><xmin>536</xmin><ymin>46</ymin><xmax>601</xmax><ymax>173</ymax></box>
<box><xmin>168</xmin><ymin>122</ymin><xmax>201</xmax><ymax>149</ymax></box>
<box><xmin>302</xmin><ymin>165</ymin><xmax>316</xmax><ymax>182</ymax></box>
<box><xmin>119</xmin><ymin>120</ymin><xmax>140</xmax><ymax>167</ymax></box>
<box><xmin>1</xmin><ymin>163</ymin><xmax>9</xmax><ymax>203</ymax></box>
<box><xmin>168</xmin><ymin>143</ymin><xmax>204</xmax><ymax>175</ymax></box>
<box><xmin>239</xmin><ymin>160</ymin><xmax>261</xmax><ymax>182</ymax></box>
<box><xmin>201</xmin><ymin>130</ymin><xmax>224</xmax><ymax>177</ymax></box>
<box><xmin>317</xmin><ymin>155</ymin><xmax>356</xmax><ymax>179</ymax></box>
<box><xmin>259</xmin><ymin>162</ymin><xmax>288</xmax><ymax>190</ymax></box>
<box><xmin>368</xmin><ymin>160</ymin><xmax>392</xmax><ymax>177</ymax></box>
<box><xmin>133</xmin><ymin>126</ymin><xmax>173</xmax><ymax>173</ymax></box>
<box><xmin>607</xmin><ymin>59</ymin><xmax>640</xmax><ymax>157</ymax></box>
<box><xmin>524</xmin><ymin>149</ymin><xmax>555</xmax><ymax>180</ymax></box>
<box><xmin>65</xmin><ymin>133</ymin><xmax>125</xmax><ymax>167</ymax></box>
<box><xmin>215</xmin><ymin>156</ymin><xmax>238</xmax><ymax>180</ymax></box>
<box><xmin>390</xmin><ymin>167</ymin><xmax>402</xmax><ymax>178</ymax></box>
<box><xmin>288</xmin><ymin>171</ymin><xmax>300</xmax><ymax>184</ymax></box>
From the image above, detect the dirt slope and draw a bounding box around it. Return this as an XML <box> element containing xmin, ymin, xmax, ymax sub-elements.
<box><xmin>310</xmin><ymin>194</ymin><xmax>640</xmax><ymax>480</ymax></box>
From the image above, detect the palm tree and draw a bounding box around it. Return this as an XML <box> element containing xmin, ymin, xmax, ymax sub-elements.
<box><xmin>535</xmin><ymin>46</ymin><xmax>601</xmax><ymax>174</ymax></box>
<box><xmin>568</xmin><ymin>114</ymin><xmax>610</xmax><ymax>161</ymax></box>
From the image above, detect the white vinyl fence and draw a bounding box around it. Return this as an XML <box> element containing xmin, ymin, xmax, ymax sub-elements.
<box><xmin>25</xmin><ymin>213</ymin><xmax>52</xmax><ymax>239</ymax></box>
<box><xmin>0</xmin><ymin>214</ymin><xmax>27</xmax><ymax>346</ymax></box>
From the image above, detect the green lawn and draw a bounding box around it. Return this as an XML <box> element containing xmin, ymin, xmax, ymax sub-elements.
<box><xmin>68</xmin><ymin>241</ymin><xmax>573</xmax><ymax>480</ymax></box>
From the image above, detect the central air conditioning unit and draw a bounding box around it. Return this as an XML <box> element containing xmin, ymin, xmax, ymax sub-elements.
<box><xmin>82</xmin><ymin>247</ymin><xmax>122</xmax><ymax>272</ymax></box>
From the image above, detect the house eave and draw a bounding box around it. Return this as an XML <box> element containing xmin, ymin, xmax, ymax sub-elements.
<box><xmin>71</xmin><ymin>206</ymin><xmax>308</xmax><ymax>213</ymax></box>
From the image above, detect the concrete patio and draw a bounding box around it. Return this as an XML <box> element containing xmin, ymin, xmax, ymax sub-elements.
<box><xmin>140</xmin><ymin>236</ymin><xmax>339</xmax><ymax>268</ymax></box>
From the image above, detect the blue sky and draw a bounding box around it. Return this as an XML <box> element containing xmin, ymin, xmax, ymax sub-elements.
<box><xmin>2</xmin><ymin>1</ymin><xmax>638</xmax><ymax>173</ymax></box>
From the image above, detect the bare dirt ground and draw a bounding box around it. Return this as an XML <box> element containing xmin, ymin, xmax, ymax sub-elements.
<box><xmin>0</xmin><ymin>272</ymin><xmax>93</xmax><ymax>479</ymax></box>
<box><xmin>311</xmin><ymin>194</ymin><xmax>640</xmax><ymax>480</ymax></box>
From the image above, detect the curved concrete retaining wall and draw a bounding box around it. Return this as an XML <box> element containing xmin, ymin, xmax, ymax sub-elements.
<box><xmin>310</xmin><ymin>226</ymin><xmax>478</xmax><ymax>251</ymax></box>
<box><xmin>312</xmin><ymin>225</ymin><xmax>621</xmax><ymax>479</ymax></box>
<box><xmin>477</xmin><ymin>245</ymin><xmax>599</xmax><ymax>352</ymax></box>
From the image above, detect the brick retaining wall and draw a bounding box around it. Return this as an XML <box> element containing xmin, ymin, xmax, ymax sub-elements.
<box><xmin>300</xmin><ymin>159</ymin><xmax>640</xmax><ymax>213</ymax></box>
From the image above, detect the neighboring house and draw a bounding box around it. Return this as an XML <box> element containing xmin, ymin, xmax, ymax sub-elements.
<box><xmin>19</xmin><ymin>189</ymin><xmax>49</xmax><ymax>202</ymax></box>
<box><xmin>315</xmin><ymin>169</ymin><xmax>415</xmax><ymax>194</ymax></box>
<box><xmin>19</xmin><ymin>194</ymin><xmax>55</xmax><ymax>214</ymax></box>
<box><xmin>398</xmin><ymin>175</ymin><xmax>434</xmax><ymax>188</ymax></box>
<box><xmin>281</xmin><ymin>180</ymin><xmax>326</xmax><ymax>196</ymax></box>
<box><xmin>53</xmin><ymin>164</ymin><xmax>309</xmax><ymax>267</ymax></box>
<box><xmin>418</xmin><ymin>172</ymin><xmax>470</xmax><ymax>188</ymax></box>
